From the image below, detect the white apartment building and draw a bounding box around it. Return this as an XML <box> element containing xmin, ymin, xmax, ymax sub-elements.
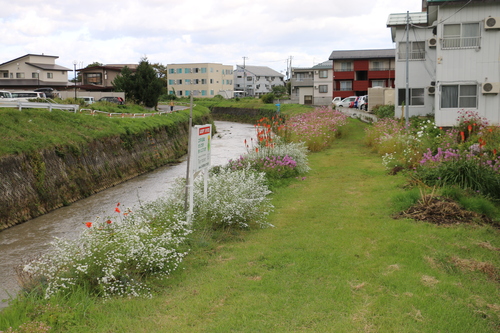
<box><xmin>388</xmin><ymin>0</ymin><xmax>500</xmax><ymax>126</ymax></box>
<box><xmin>234</xmin><ymin>65</ymin><xmax>285</xmax><ymax>97</ymax></box>
<box><xmin>167</xmin><ymin>63</ymin><xmax>234</xmax><ymax>98</ymax></box>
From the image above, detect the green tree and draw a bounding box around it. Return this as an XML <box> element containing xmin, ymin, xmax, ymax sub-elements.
<box><xmin>86</xmin><ymin>62</ymin><xmax>104</xmax><ymax>68</ymax></box>
<box><xmin>272</xmin><ymin>85</ymin><xmax>287</xmax><ymax>99</ymax></box>
<box><xmin>112</xmin><ymin>58</ymin><xmax>164</xmax><ymax>108</ymax></box>
<box><xmin>112</xmin><ymin>66</ymin><xmax>135</xmax><ymax>102</ymax></box>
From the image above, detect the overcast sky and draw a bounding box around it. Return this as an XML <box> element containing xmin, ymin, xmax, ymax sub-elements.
<box><xmin>1</xmin><ymin>0</ymin><xmax>422</xmax><ymax>77</ymax></box>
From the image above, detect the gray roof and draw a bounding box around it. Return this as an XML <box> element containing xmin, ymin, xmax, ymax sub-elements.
<box><xmin>329</xmin><ymin>49</ymin><xmax>395</xmax><ymax>61</ymax></box>
<box><xmin>236</xmin><ymin>65</ymin><xmax>284</xmax><ymax>77</ymax></box>
<box><xmin>312</xmin><ymin>60</ymin><xmax>333</xmax><ymax>69</ymax></box>
<box><xmin>26</xmin><ymin>62</ymin><xmax>72</xmax><ymax>71</ymax></box>
<box><xmin>387</xmin><ymin>12</ymin><xmax>428</xmax><ymax>26</ymax></box>
<box><xmin>0</xmin><ymin>54</ymin><xmax>59</xmax><ymax>67</ymax></box>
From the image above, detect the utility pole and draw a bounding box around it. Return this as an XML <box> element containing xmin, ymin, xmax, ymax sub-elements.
<box><xmin>405</xmin><ymin>11</ymin><xmax>410</xmax><ymax>127</ymax></box>
<box><xmin>242</xmin><ymin>56</ymin><xmax>248</xmax><ymax>96</ymax></box>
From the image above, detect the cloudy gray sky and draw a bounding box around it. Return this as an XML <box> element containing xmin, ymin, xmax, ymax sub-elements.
<box><xmin>1</xmin><ymin>0</ymin><xmax>422</xmax><ymax>76</ymax></box>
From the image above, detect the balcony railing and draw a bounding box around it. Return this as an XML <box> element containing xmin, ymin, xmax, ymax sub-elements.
<box><xmin>442</xmin><ymin>36</ymin><xmax>481</xmax><ymax>49</ymax></box>
<box><xmin>397</xmin><ymin>51</ymin><xmax>425</xmax><ymax>61</ymax></box>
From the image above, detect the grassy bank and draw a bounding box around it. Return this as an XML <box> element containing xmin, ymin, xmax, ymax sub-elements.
<box><xmin>0</xmin><ymin>105</ymin><xmax>210</xmax><ymax>157</ymax></box>
<box><xmin>2</xmin><ymin>119</ymin><xmax>498</xmax><ymax>332</ymax></box>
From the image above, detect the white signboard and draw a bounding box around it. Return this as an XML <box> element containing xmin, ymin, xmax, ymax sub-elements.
<box><xmin>190</xmin><ymin>124</ymin><xmax>212</xmax><ymax>173</ymax></box>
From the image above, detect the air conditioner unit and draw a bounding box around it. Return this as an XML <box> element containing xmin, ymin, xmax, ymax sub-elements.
<box><xmin>427</xmin><ymin>86</ymin><xmax>436</xmax><ymax>95</ymax></box>
<box><xmin>484</xmin><ymin>17</ymin><xmax>500</xmax><ymax>29</ymax></box>
<box><xmin>482</xmin><ymin>82</ymin><xmax>500</xmax><ymax>94</ymax></box>
<box><xmin>428</xmin><ymin>37</ymin><xmax>438</xmax><ymax>48</ymax></box>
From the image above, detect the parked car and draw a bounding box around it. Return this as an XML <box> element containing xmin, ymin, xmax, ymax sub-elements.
<box><xmin>357</xmin><ymin>95</ymin><xmax>368</xmax><ymax>111</ymax></box>
<box><xmin>79</xmin><ymin>96</ymin><xmax>95</xmax><ymax>105</ymax></box>
<box><xmin>11</xmin><ymin>91</ymin><xmax>46</xmax><ymax>101</ymax></box>
<box><xmin>332</xmin><ymin>96</ymin><xmax>342</xmax><ymax>106</ymax></box>
<box><xmin>98</xmin><ymin>96</ymin><xmax>124</xmax><ymax>104</ymax></box>
<box><xmin>0</xmin><ymin>90</ymin><xmax>13</xmax><ymax>99</ymax></box>
<box><xmin>336</xmin><ymin>96</ymin><xmax>357</xmax><ymax>108</ymax></box>
<box><xmin>34</xmin><ymin>87</ymin><xmax>55</xmax><ymax>99</ymax></box>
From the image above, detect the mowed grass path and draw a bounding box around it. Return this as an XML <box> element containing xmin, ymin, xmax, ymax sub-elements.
<box><xmin>77</xmin><ymin>120</ymin><xmax>500</xmax><ymax>332</ymax></box>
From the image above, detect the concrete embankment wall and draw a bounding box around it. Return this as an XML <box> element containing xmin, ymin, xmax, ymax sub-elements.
<box><xmin>0</xmin><ymin>115</ymin><xmax>211</xmax><ymax>230</ymax></box>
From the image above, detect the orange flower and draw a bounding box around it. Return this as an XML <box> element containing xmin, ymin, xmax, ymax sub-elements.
<box><xmin>115</xmin><ymin>207</ymin><xmax>121</xmax><ymax>213</ymax></box>
<box><xmin>460</xmin><ymin>131</ymin><xmax>465</xmax><ymax>142</ymax></box>
<box><xmin>468</xmin><ymin>124</ymin><xmax>472</xmax><ymax>132</ymax></box>
<box><xmin>255</xmin><ymin>147</ymin><xmax>259</xmax><ymax>153</ymax></box>
<box><xmin>85</xmin><ymin>222</ymin><xmax>92</xmax><ymax>228</ymax></box>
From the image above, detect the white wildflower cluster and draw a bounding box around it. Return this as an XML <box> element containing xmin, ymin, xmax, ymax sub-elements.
<box><xmin>22</xmin><ymin>210</ymin><xmax>191</xmax><ymax>299</ymax></box>
<box><xmin>197</xmin><ymin>168</ymin><xmax>274</xmax><ymax>228</ymax></box>
<box><xmin>247</xmin><ymin>139</ymin><xmax>311</xmax><ymax>174</ymax></box>
<box><xmin>167</xmin><ymin>168</ymin><xmax>274</xmax><ymax>229</ymax></box>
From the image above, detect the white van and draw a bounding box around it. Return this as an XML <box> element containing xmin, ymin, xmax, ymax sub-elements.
<box><xmin>80</xmin><ymin>96</ymin><xmax>95</xmax><ymax>105</ymax></box>
<box><xmin>0</xmin><ymin>90</ymin><xmax>13</xmax><ymax>99</ymax></box>
<box><xmin>11</xmin><ymin>91</ymin><xmax>46</xmax><ymax>101</ymax></box>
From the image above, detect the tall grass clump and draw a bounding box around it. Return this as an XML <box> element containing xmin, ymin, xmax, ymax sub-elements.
<box><xmin>286</xmin><ymin>106</ymin><xmax>348</xmax><ymax>152</ymax></box>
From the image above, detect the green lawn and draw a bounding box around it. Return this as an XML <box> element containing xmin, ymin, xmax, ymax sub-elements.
<box><xmin>2</xmin><ymin>119</ymin><xmax>499</xmax><ymax>332</ymax></box>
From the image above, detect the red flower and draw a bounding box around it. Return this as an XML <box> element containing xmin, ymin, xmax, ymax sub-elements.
<box><xmin>106</xmin><ymin>219</ymin><xmax>112</xmax><ymax>224</ymax></box>
<box><xmin>115</xmin><ymin>207</ymin><xmax>121</xmax><ymax>213</ymax></box>
<box><xmin>85</xmin><ymin>222</ymin><xmax>92</xmax><ymax>228</ymax></box>
<box><xmin>468</xmin><ymin>124</ymin><xmax>472</xmax><ymax>132</ymax></box>
<box><xmin>460</xmin><ymin>131</ymin><xmax>465</xmax><ymax>142</ymax></box>
<box><xmin>493</xmin><ymin>149</ymin><xmax>497</xmax><ymax>155</ymax></box>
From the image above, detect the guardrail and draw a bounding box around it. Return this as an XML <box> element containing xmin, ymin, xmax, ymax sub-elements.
<box><xmin>0</xmin><ymin>100</ymin><xmax>79</xmax><ymax>112</ymax></box>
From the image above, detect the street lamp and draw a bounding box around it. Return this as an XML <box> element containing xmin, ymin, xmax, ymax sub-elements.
<box><xmin>73</xmin><ymin>61</ymin><xmax>77</xmax><ymax>99</ymax></box>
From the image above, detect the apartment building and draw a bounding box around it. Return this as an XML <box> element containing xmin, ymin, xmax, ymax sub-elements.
<box><xmin>234</xmin><ymin>65</ymin><xmax>285</xmax><ymax>97</ymax></box>
<box><xmin>388</xmin><ymin>0</ymin><xmax>500</xmax><ymax>126</ymax></box>
<box><xmin>290</xmin><ymin>60</ymin><xmax>333</xmax><ymax>105</ymax></box>
<box><xmin>167</xmin><ymin>63</ymin><xmax>234</xmax><ymax>98</ymax></box>
<box><xmin>329</xmin><ymin>49</ymin><xmax>396</xmax><ymax>100</ymax></box>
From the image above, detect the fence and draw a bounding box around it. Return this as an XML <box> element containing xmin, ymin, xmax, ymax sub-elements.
<box><xmin>0</xmin><ymin>100</ymin><xmax>79</xmax><ymax>112</ymax></box>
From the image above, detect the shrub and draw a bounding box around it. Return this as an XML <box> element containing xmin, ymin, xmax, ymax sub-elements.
<box><xmin>261</xmin><ymin>93</ymin><xmax>275</xmax><ymax>104</ymax></box>
<box><xmin>372</xmin><ymin>104</ymin><xmax>395</xmax><ymax>119</ymax></box>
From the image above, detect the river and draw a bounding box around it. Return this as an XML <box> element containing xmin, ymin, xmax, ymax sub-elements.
<box><xmin>0</xmin><ymin>121</ymin><xmax>256</xmax><ymax>308</ymax></box>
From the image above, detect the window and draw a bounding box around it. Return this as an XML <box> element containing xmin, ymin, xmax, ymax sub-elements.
<box><xmin>177</xmin><ymin>79</ymin><xmax>183</xmax><ymax>85</ymax></box>
<box><xmin>32</xmin><ymin>72</ymin><xmax>38</xmax><ymax>78</ymax></box>
<box><xmin>340</xmin><ymin>81</ymin><xmax>352</xmax><ymax>91</ymax></box>
<box><xmin>16</xmin><ymin>73</ymin><xmax>25</xmax><ymax>79</ymax></box>
<box><xmin>169</xmin><ymin>68</ymin><xmax>175</xmax><ymax>74</ymax></box>
<box><xmin>176</xmin><ymin>68</ymin><xmax>182</xmax><ymax>74</ymax></box>
<box><xmin>372</xmin><ymin>80</ymin><xmax>385</xmax><ymax>88</ymax></box>
<box><xmin>201</xmin><ymin>79</ymin><xmax>206</xmax><ymax>84</ymax></box>
<box><xmin>185</xmin><ymin>79</ymin><xmax>191</xmax><ymax>84</ymax></box>
<box><xmin>247</xmin><ymin>76</ymin><xmax>253</xmax><ymax>81</ymax></box>
<box><xmin>85</xmin><ymin>73</ymin><xmax>102</xmax><ymax>85</ymax></box>
<box><xmin>398</xmin><ymin>41</ymin><xmax>425</xmax><ymax>60</ymax></box>
<box><xmin>319</xmin><ymin>85</ymin><xmax>328</xmax><ymax>93</ymax></box>
<box><xmin>201</xmin><ymin>68</ymin><xmax>207</xmax><ymax>73</ymax></box>
<box><xmin>443</xmin><ymin>23</ymin><xmax>480</xmax><ymax>49</ymax></box>
<box><xmin>201</xmin><ymin>90</ymin><xmax>207</xmax><ymax>96</ymax></box>
<box><xmin>398</xmin><ymin>88</ymin><xmax>425</xmax><ymax>106</ymax></box>
<box><xmin>319</xmin><ymin>70</ymin><xmax>328</xmax><ymax>78</ymax></box>
<box><xmin>168</xmin><ymin>79</ymin><xmax>175</xmax><ymax>85</ymax></box>
<box><xmin>184</xmin><ymin>68</ymin><xmax>191</xmax><ymax>74</ymax></box>
<box><xmin>2</xmin><ymin>72</ymin><xmax>8</xmax><ymax>78</ymax></box>
<box><xmin>372</xmin><ymin>61</ymin><xmax>382</xmax><ymax>70</ymax></box>
<box><xmin>340</xmin><ymin>62</ymin><xmax>352</xmax><ymax>71</ymax></box>
<box><xmin>47</xmin><ymin>73</ymin><xmax>53</xmax><ymax>79</ymax></box>
<box><xmin>441</xmin><ymin>84</ymin><xmax>477</xmax><ymax>108</ymax></box>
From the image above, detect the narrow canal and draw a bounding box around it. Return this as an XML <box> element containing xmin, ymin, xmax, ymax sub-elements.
<box><xmin>0</xmin><ymin>121</ymin><xmax>256</xmax><ymax>308</ymax></box>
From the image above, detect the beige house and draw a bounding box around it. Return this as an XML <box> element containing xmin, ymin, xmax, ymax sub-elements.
<box><xmin>0</xmin><ymin>54</ymin><xmax>71</xmax><ymax>90</ymax></box>
<box><xmin>77</xmin><ymin>64</ymin><xmax>138</xmax><ymax>91</ymax></box>
<box><xmin>167</xmin><ymin>63</ymin><xmax>234</xmax><ymax>98</ymax></box>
